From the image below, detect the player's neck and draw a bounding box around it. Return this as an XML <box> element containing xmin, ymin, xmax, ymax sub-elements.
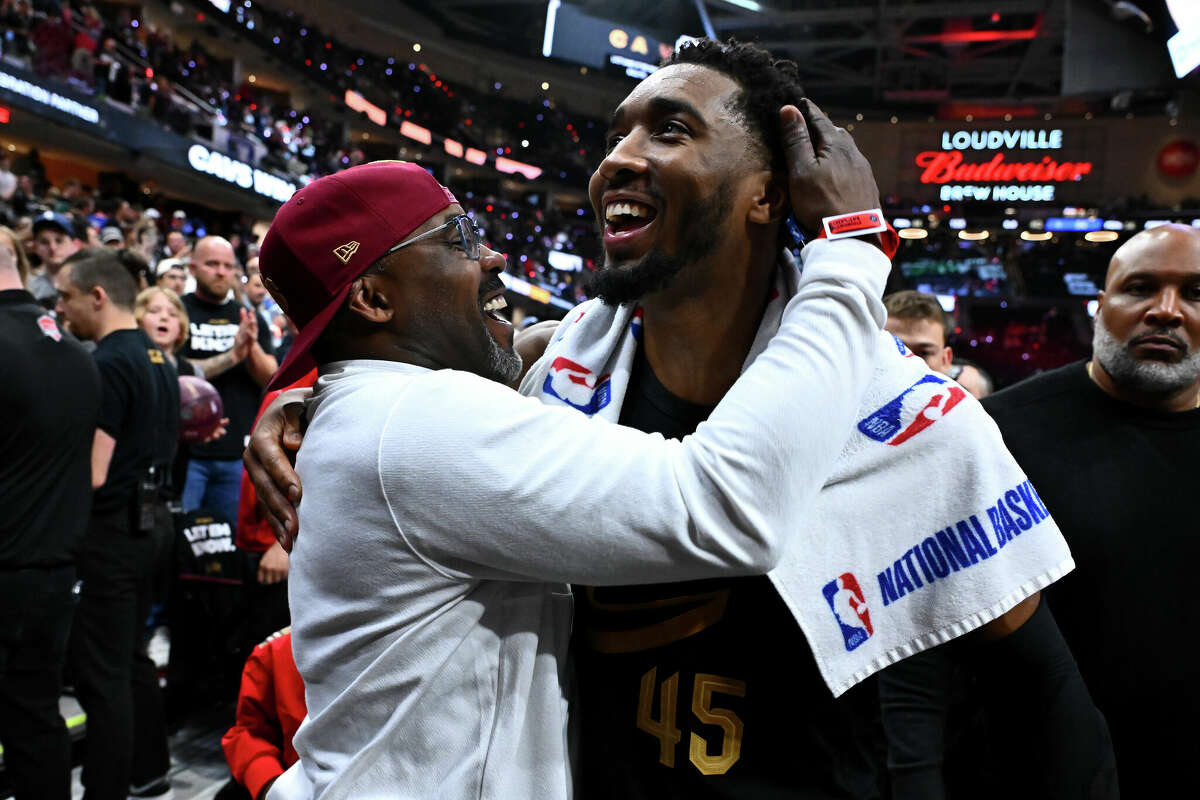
<box><xmin>0</xmin><ymin>271</ymin><xmax>22</xmax><ymax>291</ymax></box>
<box><xmin>640</xmin><ymin>244</ymin><xmax>776</xmax><ymax>406</ymax></box>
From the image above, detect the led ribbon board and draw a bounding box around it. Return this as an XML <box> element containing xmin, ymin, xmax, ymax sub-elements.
<box><xmin>187</xmin><ymin>144</ymin><xmax>297</xmax><ymax>203</ymax></box>
<box><xmin>0</xmin><ymin>67</ymin><xmax>100</xmax><ymax>124</ymax></box>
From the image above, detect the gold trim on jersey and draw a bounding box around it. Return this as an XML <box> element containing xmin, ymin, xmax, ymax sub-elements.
<box><xmin>581</xmin><ymin>588</ymin><xmax>730</xmax><ymax>652</ymax></box>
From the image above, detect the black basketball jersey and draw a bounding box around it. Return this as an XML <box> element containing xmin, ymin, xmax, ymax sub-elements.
<box><xmin>572</xmin><ymin>347</ymin><xmax>885</xmax><ymax>799</ymax></box>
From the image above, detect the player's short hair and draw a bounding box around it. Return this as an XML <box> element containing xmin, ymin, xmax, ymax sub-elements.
<box><xmin>883</xmin><ymin>290</ymin><xmax>951</xmax><ymax>339</ymax></box>
<box><xmin>663</xmin><ymin>38</ymin><xmax>806</xmax><ymax>172</ymax></box>
<box><xmin>134</xmin><ymin>286</ymin><xmax>190</xmax><ymax>351</ymax></box>
<box><xmin>63</xmin><ymin>247</ymin><xmax>140</xmax><ymax>310</ymax></box>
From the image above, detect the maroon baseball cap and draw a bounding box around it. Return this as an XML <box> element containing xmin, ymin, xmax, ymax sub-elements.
<box><xmin>259</xmin><ymin>161</ymin><xmax>456</xmax><ymax>391</ymax></box>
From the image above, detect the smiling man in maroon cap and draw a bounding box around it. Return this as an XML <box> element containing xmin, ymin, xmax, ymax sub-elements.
<box><xmin>260</xmin><ymin>161</ymin><xmax>519</xmax><ymax>391</ymax></box>
<box><xmin>254</xmin><ymin>126</ymin><xmax>896</xmax><ymax>797</ymax></box>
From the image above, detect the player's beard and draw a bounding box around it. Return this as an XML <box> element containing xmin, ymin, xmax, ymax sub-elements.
<box><xmin>589</xmin><ymin>185</ymin><xmax>732</xmax><ymax>306</ymax></box>
<box><xmin>1092</xmin><ymin>314</ymin><xmax>1200</xmax><ymax>394</ymax></box>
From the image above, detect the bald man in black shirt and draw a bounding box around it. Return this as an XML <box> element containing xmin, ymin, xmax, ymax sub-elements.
<box><xmin>984</xmin><ymin>224</ymin><xmax>1200</xmax><ymax>796</ymax></box>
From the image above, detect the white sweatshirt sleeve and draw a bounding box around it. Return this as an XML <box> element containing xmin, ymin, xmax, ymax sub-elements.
<box><xmin>378</xmin><ymin>238</ymin><xmax>890</xmax><ymax>584</ymax></box>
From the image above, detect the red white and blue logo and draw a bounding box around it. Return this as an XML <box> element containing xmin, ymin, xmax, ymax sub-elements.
<box><xmin>543</xmin><ymin>356</ymin><xmax>613</xmax><ymax>416</ymax></box>
<box><xmin>36</xmin><ymin>314</ymin><xmax>62</xmax><ymax>341</ymax></box>
<box><xmin>858</xmin><ymin>373</ymin><xmax>966</xmax><ymax>446</ymax></box>
<box><xmin>822</xmin><ymin>572</ymin><xmax>874</xmax><ymax>652</ymax></box>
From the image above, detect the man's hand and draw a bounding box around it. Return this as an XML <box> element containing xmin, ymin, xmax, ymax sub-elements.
<box><xmin>234</xmin><ymin>307</ymin><xmax>258</xmax><ymax>361</ymax></box>
<box><xmin>202</xmin><ymin>416</ymin><xmax>231</xmax><ymax>444</ymax></box>
<box><xmin>780</xmin><ymin>98</ymin><xmax>882</xmax><ymax>236</ymax></box>
<box><xmin>243</xmin><ymin>388</ymin><xmax>310</xmax><ymax>551</ymax></box>
<box><xmin>256</xmin><ymin>540</ymin><xmax>290</xmax><ymax>584</ymax></box>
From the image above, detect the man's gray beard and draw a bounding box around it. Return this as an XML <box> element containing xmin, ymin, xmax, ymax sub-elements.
<box><xmin>1092</xmin><ymin>315</ymin><xmax>1200</xmax><ymax>394</ymax></box>
<box><xmin>487</xmin><ymin>333</ymin><xmax>523</xmax><ymax>384</ymax></box>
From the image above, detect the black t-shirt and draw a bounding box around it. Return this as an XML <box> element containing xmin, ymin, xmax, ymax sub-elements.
<box><xmin>181</xmin><ymin>294</ymin><xmax>274</xmax><ymax>460</ymax></box>
<box><xmin>92</xmin><ymin>328</ymin><xmax>167</xmax><ymax>516</ymax></box>
<box><xmin>0</xmin><ymin>290</ymin><xmax>100</xmax><ymax>569</ymax></box>
<box><xmin>982</xmin><ymin>361</ymin><xmax>1200</xmax><ymax>796</ymax></box>
<box><xmin>573</xmin><ymin>347</ymin><xmax>884</xmax><ymax>799</ymax></box>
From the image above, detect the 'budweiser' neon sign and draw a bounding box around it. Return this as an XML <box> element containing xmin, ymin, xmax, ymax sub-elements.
<box><xmin>916</xmin><ymin>151</ymin><xmax>1093</xmax><ymax>184</ymax></box>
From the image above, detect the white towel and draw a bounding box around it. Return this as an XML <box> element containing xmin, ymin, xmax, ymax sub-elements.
<box><xmin>520</xmin><ymin>254</ymin><xmax>1074</xmax><ymax>696</ymax></box>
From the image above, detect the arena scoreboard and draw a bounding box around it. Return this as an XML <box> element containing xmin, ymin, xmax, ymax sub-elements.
<box><xmin>542</xmin><ymin>0</ymin><xmax>686</xmax><ymax>79</ymax></box>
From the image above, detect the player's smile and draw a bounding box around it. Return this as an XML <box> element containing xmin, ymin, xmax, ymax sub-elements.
<box><xmin>601</xmin><ymin>190</ymin><xmax>661</xmax><ymax>258</ymax></box>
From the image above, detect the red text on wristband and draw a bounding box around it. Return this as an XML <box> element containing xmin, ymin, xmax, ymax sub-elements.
<box><xmin>822</xmin><ymin>209</ymin><xmax>887</xmax><ymax>240</ymax></box>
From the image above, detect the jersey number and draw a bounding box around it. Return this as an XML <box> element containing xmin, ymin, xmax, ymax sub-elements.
<box><xmin>636</xmin><ymin>667</ymin><xmax>746</xmax><ymax>775</ymax></box>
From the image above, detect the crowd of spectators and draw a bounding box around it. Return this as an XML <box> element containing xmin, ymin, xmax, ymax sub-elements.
<box><xmin>191</xmin><ymin>0</ymin><xmax>609</xmax><ymax>184</ymax></box>
<box><xmin>0</xmin><ymin>0</ymin><xmax>614</xmax><ymax>317</ymax></box>
<box><xmin>0</xmin><ymin>0</ymin><xmax>610</xmax><ymax>192</ymax></box>
<box><xmin>0</xmin><ymin>0</ymin><xmax>355</xmax><ymax>183</ymax></box>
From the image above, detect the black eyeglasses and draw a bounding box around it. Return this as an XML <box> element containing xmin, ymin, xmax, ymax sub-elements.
<box><xmin>384</xmin><ymin>214</ymin><xmax>484</xmax><ymax>261</ymax></box>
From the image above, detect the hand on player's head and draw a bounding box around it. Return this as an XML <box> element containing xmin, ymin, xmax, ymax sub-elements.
<box><xmin>780</xmin><ymin>99</ymin><xmax>881</xmax><ymax>233</ymax></box>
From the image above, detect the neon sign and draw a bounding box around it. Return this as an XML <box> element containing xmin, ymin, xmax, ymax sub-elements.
<box><xmin>916</xmin><ymin>127</ymin><xmax>1094</xmax><ymax>202</ymax></box>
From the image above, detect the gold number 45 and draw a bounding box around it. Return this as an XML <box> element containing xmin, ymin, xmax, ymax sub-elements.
<box><xmin>637</xmin><ymin>667</ymin><xmax>747</xmax><ymax>775</ymax></box>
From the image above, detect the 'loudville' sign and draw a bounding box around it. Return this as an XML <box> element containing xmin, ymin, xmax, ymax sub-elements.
<box><xmin>907</xmin><ymin>125</ymin><xmax>1100</xmax><ymax>203</ymax></box>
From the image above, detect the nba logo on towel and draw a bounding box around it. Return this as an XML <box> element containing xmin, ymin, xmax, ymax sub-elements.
<box><xmin>890</xmin><ymin>334</ymin><xmax>917</xmax><ymax>358</ymax></box>
<box><xmin>544</xmin><ymin>357</ymin><xmax>612</xmax><ymax>416</ymax></box>
<box><xmin>822</xmin><ymin>572</ymin><xmax>874</xmax><ymax>652</ymax></box>
<box><xmin>857</xmin><ymin>373</ymin><xmax>966</xmax><ymax>446</ymax></box>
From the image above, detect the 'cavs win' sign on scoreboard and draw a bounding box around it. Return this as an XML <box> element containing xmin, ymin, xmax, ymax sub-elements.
<box><xmin>900</xmin><ymin>123</ymin><xmax>1103</xmax><ymax>204</ymax></box>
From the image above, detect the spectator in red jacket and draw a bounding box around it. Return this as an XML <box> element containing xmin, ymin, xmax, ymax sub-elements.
<box><xmin>220</xmin><ymin>628</ymin><xmax>306</xmax><ymax>800</ymax></box>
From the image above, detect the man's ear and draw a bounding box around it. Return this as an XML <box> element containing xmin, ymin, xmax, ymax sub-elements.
<box><xmin>345</xmin><ymin>275</ymin><xmax>396</xmax><ymax>324</ymax></box>
<box><xmin>90</xmin><ymin>285</ymin><xmax>107</xmax><ymax>310</ymax></box>
<box><xmin>747</xmin><ymin>171</ymin><xmax>788</xmax><ymax>225</ymax></box>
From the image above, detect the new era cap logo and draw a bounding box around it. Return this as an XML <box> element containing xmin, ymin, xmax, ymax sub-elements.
<box><xmin>333</xmin><ymin>241</ymin><xmax>360</xmax><ymax>264</ymax></box>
